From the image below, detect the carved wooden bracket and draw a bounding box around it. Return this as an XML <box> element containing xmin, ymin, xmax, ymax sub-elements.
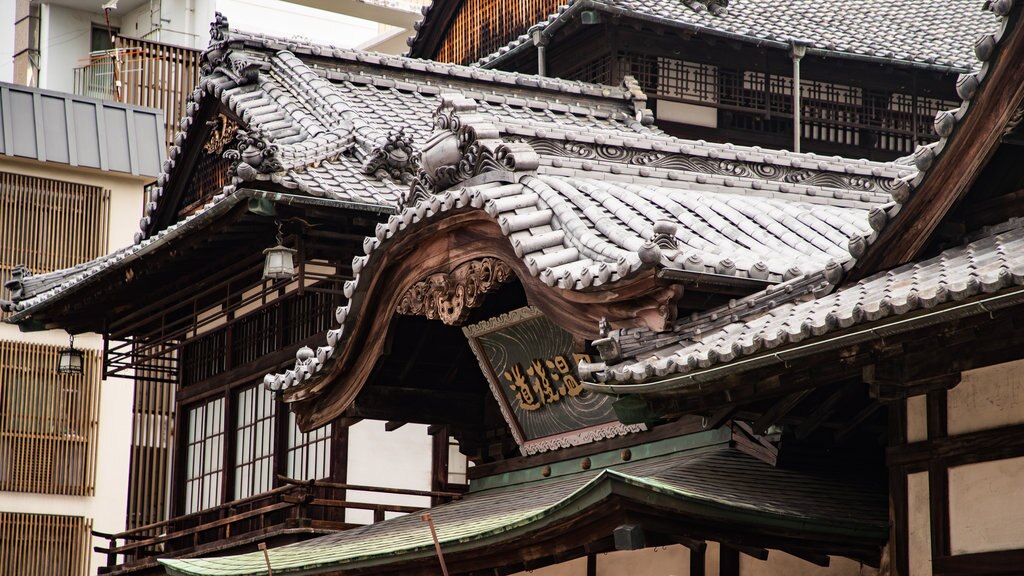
<box><xmin>396</xmin><ymin>258</ymin><xmax>514</xmax><ymax>325</ymax></box>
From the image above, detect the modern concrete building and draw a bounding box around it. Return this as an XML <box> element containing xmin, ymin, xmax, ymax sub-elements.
<box><xmin>0</xmin><ymin>81</ymin><xmax>165</xmax><ymax>574</ymax></box>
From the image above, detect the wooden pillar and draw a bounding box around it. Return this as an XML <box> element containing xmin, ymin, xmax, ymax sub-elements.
<box><xmin>690</xmin><ymin>545</ymin><xmax>706</xmax><ymax>576</ymax></box>
<box><xmin>720</xmin><ymin>545</ymin><xmax>740</xmax><ymax>576</ymax></box>
<box><xmin>927</xmin><ymin>390</ymin><xmax>950</xmax><ymax>563</ymax></box>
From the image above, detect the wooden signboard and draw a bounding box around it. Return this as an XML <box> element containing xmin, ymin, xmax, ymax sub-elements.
<box><xmin>464</xmin><ymin>307</ymin><xmax>644</xmax><ymax>454</ymax></box>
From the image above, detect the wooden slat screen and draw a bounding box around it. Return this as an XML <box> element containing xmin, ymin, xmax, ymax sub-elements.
<box><xmin>115</xmin><ymin>36</ymin><xmax>202</xmax><ymax>153</ymax></box>
<box><xmin>436</xmin><ymin>0</ymin><xmax>562</xmax><ymax>65</ymax></box>
<box><xmin>0</xmin><ymin>512</ymin><xmax>92</xmax><ymax>576</ymax></box>
<box><xmin>126</xmin><ymin>342</ymin><xmax>176</xmax><ymax>530</ymax></box>
<box><xmin>0</xmin><ymin>340</ymin><xmax>102</xmax><ymax>495</ymax></box>
<box><xmin>0</xmin><ymin>172</ymin><xmax>111</xmax><ymax>318</ymax></box>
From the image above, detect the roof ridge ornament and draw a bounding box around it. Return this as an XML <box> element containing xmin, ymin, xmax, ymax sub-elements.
<box><xmin>362</xmin><ymin>128</ymin><xmax>416</xmax><ymax>181</ymax></box>
<box><xmin>406</xmin><ymin>95</ymin><xmax>539</xmax><ymax>205</ymax></box>
<box><xmin>224</xmin><ymin>129</ymin><xmax>284</xmax><ymax>181</ymax></box>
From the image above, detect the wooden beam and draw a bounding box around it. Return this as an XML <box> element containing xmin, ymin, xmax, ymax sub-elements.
<box><xmin>384</xmin><ymin>421</ymin><xmax>406</xmax><ymax>432</ymax></box>
<box><xmin>850</xmin><ymin>18</ymin><xmax>1024</xmax><ymax>276</ymax></box>
<box><xmin>834</xmin><ymin>402</ymin><xmax>882</xmax><ymax>442</ymax></box>
<box><xmin>752</xmin><ymin>389</ymin><xmax>812</xmax><ymax>435</ymax></box>
<box><xmin>730</xmin><ymin>544</ymin><xmax>769</xmax><ymax>561</ymax></box>
<box><xmin>933</xmin><ymin>549</ymin><xmax>1024</xmax><ymax>575</ymax></box>
<box><xmin>784</xmin><ymin>549</ymin><xmax>830</xmax><ymax>567</ymax></box>
<box><xmin>887</xmin><ymin>422</ymin><xmax>1024</xmax><ymax>473</ymax></box>
<box><xmin>794</xmin><ymin>387</ymin><xmax>846</xmax><ymax>440</ymax></box>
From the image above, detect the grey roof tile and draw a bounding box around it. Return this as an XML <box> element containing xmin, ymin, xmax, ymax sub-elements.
<box><xmin>586</xmin><ymin>221</ymin><xmax>1024</xmax><ymax>385</ymax></box>
<box><xmin>468</xmin><ymin>0</ymin><xmax>1000</xmax><ymax>71</ymax></box>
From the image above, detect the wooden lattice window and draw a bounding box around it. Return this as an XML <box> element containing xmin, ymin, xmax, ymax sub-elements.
<box><xmin>0</xmin><ymin>171</ymin><xmax>110</xmax><ymax>317</ymax></box>
<box><xmin>436</xmin><ymin>0</ymin><xmax>563</xmax><ymax>65</ymax></box>
<box><xmin>0</xmin><ymin>340</ymin><xmax>101</xmax><ymax>495</ymax></box>
<box><xmin>184</xmin><ymin>398</ymin><xmax>225</xmax><ymax>514</ymax></box>
<box><xmin>0</xmin><ymin>512</ymin><xmax>92</xmax><ymax>575</ymax></box>
<box><xmin>234</xmin><ymin>385</ymin><xmax>276</xmax><ymax>499</ymax></box>
<box><xmin>286</xmin><ymin>411</ymin><xmax>331</xmax><ymax>481</ymax></box>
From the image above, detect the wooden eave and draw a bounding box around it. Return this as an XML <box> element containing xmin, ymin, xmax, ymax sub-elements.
<box><xmin>285</xmin><ymin>209</ymin><xmax>681</xmax><ymax>431</ymax></box>
<box><xmin>849</xmin><ymin>9</ymin><xmax>1024</xmax><ymax>279</ymax></box>
<box><xmin>406</xmin><ymin>0</ymin><xmax>461</xmax><ymax>59</ymax></box>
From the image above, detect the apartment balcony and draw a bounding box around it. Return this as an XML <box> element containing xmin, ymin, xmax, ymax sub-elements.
<box><xmin>95</xmin><ymin>478</ymin><xmax>462</xmax><ymax>576</ymax></box>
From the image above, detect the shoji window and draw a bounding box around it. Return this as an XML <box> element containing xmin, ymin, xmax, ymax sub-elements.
<box><xmin>234</xmin><ymin>385</ymin><xmax>276</xmax><ymax>499</ymax></box>
<box><xmin>183</xmin><ymin>398</ymin><xmax>225</xmax><ymax>513</ymax></box>
<box><xmin>0</xmin><ymin>512</ymin><xmax>92</xmax><ymax>575</ymax></box>
<box><xmin>286</xmin><ymin>412</ymin><xmax>331</xmax><ymax>481</ymax></box>
<box><xmin>0</xmin><ymin>340</ymin><xmax>101</xmax><ymax>495</ymax></box>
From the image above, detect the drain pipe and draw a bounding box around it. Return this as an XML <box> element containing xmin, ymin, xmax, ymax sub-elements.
<box><xmin>532</xmin><ymin>29</ymin><xmax>549</xmax><ymax>77</ymax></box>
<box><xmin>790</xmin><ymin>40</ymin><xmax>807</xmax><ymax>153</ymax></box>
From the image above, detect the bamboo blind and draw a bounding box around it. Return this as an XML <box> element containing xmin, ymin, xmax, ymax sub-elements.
<box><xmin>0</xmin><ymin>171</ymin><xmax>110</xmax><ymax>320</ymax></box>
<box><xmin>436</xmin><ymin>0</ymin><xmax>562</xmax><ymax>65</ymax></box>
<box><xmin>0</xmin><ymin>340</ymin><xmax>101</xmax><ymax>496</ymax></box>
<box><xmin>0</xmin><ymin>512</ymin><xmax>92</xmax><ymax>576</ymax></box>
<box><xmin>115</xmin><ymin>36</ymin><xmax>201</xmax><ymax>152</ymax></box>
<box><xmin>126</xmin><ymin>342</ymin><xmax>176</xmax><ymax>530</ymax></box>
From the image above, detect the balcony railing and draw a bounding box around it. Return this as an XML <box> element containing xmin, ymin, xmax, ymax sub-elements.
<box><xmin>72</xmin><ymin>36</ymin><xmax>201</xmax><ymax>153</ymax></box>
<box><xmin>95</xmin><ymin>478</ymin><xmax>463</xmax><ymax>575</ymax></box>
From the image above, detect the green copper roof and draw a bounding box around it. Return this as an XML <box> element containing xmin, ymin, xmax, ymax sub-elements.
<box><xmin>162</xmin><ymin>446</ymin><xmax>887</xmax><ymax>576</ymax></box>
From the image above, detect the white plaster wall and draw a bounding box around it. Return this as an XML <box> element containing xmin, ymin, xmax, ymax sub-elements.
<box><xmin>656</xmin><ymin>100</ymin><xmax>718</xmax><ymax>129</ymax></box>
<box><xmin>948</xmin><ymin>358</ymin><xmax>1024</xmax><ymax>436</ymax></box>
<box><xmin>345</xmin><ymin>419</ymin><xmax>433</xmax><ymax>524</ymax></box>
<box><xmin>905</xmin><ymin>394</ymin><xmax>927</xmax><ymax>443</ymax></box>
<box><xmin>599</xmin><ymin>546</ymin><xmax>689</xmax><ymax>575</ymax></box>
<box><xmin>948</xmin><ymin>456</ymin><xmax>1024</xmax><ymax>555</ymax></box>
<box><xmin>510</xmin><ymin>544</ymin><xmax>877</xmax><ymax>576</ymax></box>
<box><xmin>907</xmin><ymin>471</ymin><xmax>931</xmax><ymax>576</ymax></box>
<box><xmin>740</xmin><ymin>551</ymin><xmax>876</xmax><ymax>576</ymax></box>
<box><xmin>0</xmin><ymin>0</ymin><xmax>15</xmax><ymax>83</ymax></box>
<box><xmin>38</xmin><ymin>3</ymin><xmax>119</xmax><ymax>93</ymax></box>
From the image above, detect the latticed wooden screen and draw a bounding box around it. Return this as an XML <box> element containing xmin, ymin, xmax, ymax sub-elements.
<box><xmin>115</xmin><ymin>36</ymin><xmax>201</xmax><ymax>153</ymax></box>
<box><xmin>0</xmin><ymin>512</ymin><xmax>92</xmax><ymax>575</ymax></box>
<box><xmin>126</xmin><ymin>343</ymin><xmax>176</xmax><ymax>530</ymax></box>
<box><xmin>0</xmin><ymin>171</ymin><xmax>110</xmax><ymax>319</ymax></box>
<box><xmin>0</xmin><ymin>340</ymin><xmax>101</xmax><ymax>495</ymax></box>
<box><xmin>436</xmin><ymin>0</ymin><xmax>562</xmax><ymax>65</ymax></box>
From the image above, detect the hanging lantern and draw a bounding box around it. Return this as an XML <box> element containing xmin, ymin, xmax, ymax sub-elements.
<box><xmin>57</xmin><ymin>334</ymin><xmax>84</xmax><ymax>376</ymax></box>
<box><xmin>263</xmin><ymin>220</ymin><xmax>297</xmax><ymax>281</ymax></box>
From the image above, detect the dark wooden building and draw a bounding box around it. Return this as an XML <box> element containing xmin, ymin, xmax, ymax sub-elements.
<box><xmin>407</xmin><ymin>0</ymin><xmax>997</xmax><ymax>161</ymax></box>
<box><xmin>5</xmin><ymin>1</ymin><xmax>1024</xmax><ymax>576</ymax></box>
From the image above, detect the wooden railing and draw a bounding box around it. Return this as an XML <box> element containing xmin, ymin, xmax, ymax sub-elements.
<box><xmin>73</xmin><ymin>36</ymin><xmax>201</xmax><ymax>153</ymax></box>
<box><xmin>95</xmin><ymin>479</ymin><xmax>462</xmax><ymax>575</ymax></box>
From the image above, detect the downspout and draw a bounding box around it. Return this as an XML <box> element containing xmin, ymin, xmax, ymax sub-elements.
<box><xmin>790</xmin><ymin>40</ymin><xmax>807</xmax><ymax>153</ymax></box>
<box><xmin>532</xmin><ymin>29</ymin><xmax>549</xmax><ymax>77</ymax></box>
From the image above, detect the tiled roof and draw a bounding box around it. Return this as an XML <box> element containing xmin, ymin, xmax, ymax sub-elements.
<box><xmin>582</xmin><ymin>220</ymin><xmax>1024</xmax><ymax>387</ymax></box>
<box><xmin>160</xmin><ymin>444</ymin><xmax>886</xmax><ymax>575</ymax></box>
<box><xmin>138</xmin><ymin>21</ymin><xmax>660</xmax><ymax>243</ymax></box>
<box><xmin>266</xmin><ymin>86</ymin><xmax>912</xmax><ymax>393</ymax></box>
<box><xmin>1</xmin><ymin>189</ymin><xmax>254</xmax><ymax>317</ymax></box>
<box><xmin>467</xmin><ymin>0</ymin><xmax>1000</xmax><ymax>71</ymax></box>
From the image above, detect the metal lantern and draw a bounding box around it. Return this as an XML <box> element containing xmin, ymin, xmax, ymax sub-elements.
<box><xmin>57</xmin><ymin>334</ymin><xmax>84</xmax><ymax>375</ymax></box>
<box><xmin>263</xmin><ymin>221</ymin><xmax>297</xmax><ymax>281</ymax></box>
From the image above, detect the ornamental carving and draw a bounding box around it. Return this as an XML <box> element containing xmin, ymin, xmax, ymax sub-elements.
<box><xmin>362</xmin><ymin>128</ymin><xmax>415</xmax><ymax>180</ymax></box>
<box><xmin>396</xmin><ymin>258</ymin><xmax>514</xmax><ymax>325</ymax></box>
<box><xmin>405</xmin><ymin>96</ymin><xmax>539</xmax><ymax>205</ymax></box>
<box><xmin>512</xmin><ymin>137</ymin><xmax>898</xmax><ymax>194</ymax></box>
<box><xmin>224</xmin><ymin>128</ymin><xmax>283</xmax><ymax>180</ymax></box>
